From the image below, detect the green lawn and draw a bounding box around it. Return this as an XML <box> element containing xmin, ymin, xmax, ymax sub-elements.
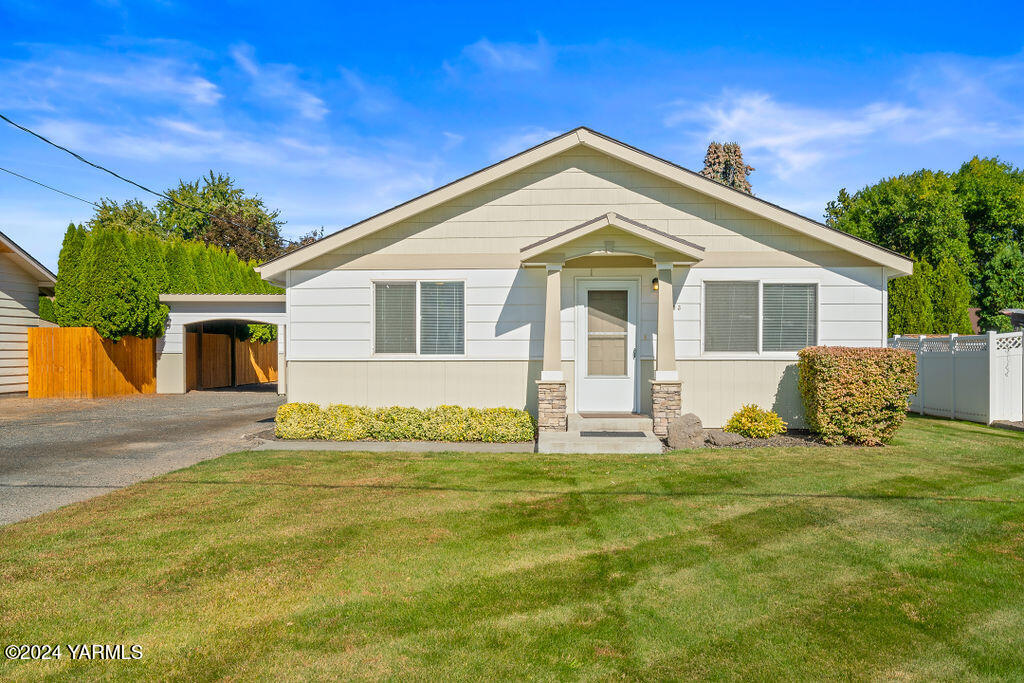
<box><xmin>4</xmin><ymin>417</ymin><xmax>1024</xmax><ymax>680</ymax></box>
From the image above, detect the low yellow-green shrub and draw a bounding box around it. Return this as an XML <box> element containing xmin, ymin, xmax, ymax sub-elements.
<box><xmin>724</xmin><ymin>404</ymin><xmax>787</xmax><ymax>438</ymax></box>
<box><xmin>273</xmin><ymin>403</ymin><xmax>536</xmax><ymax>442</ymax></box>
<box><xmin>321</xmin><ymin>404</ymin><xmax>373</xmax><ymax>441</ymax></box>
<box><xmin>274</xmin><ymin>403</ymin><xmax>326</xmax><ymax>439</ymax></box>
<box><xmin>798</xmin><ymin>346</ymin><xmax>917</xmax><ymax>445</ymax></box>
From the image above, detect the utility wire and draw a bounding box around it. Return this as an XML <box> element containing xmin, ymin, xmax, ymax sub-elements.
<box><xmin>0</xmin><ymin>112</ymin><xmax>277</xmax><ymax>238</ymax></box>
<box><xmin>0</xmin><ymin>165</ymin><xmax>100</xmax><ymax>207</ymax></box>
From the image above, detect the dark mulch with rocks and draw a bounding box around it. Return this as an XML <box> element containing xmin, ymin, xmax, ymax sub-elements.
<box><xmin>701</xmin><ymin>429</ymin><xmax>826</xmax><ymax>449</ymax></box>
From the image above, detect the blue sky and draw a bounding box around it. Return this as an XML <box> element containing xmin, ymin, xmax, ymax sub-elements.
<box><xmin>2</xmin><ymin>1</ymin><xmax>1023</xmax><ymax>270</ymax></box>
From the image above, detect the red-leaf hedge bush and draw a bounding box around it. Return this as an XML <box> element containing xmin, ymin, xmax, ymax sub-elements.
<box><xmin>797</xmin><ymin>346</ymin><xmax>917</xmax><ymax>446</ymax></box>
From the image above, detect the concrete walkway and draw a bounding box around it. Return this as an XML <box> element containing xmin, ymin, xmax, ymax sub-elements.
<box><xmin>0</xmin><ymin>388</ymin><xmax>283</xmax><ymax>525</ymax></box>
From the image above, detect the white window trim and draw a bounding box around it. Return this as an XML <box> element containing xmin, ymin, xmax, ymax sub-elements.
<box><xmin>700</xmin><ymin>279</ymin><xmax>820</xmax><ymax>360</ymax></box>
<box><xmin>371</xmin><ymin>279</ymin><xmax>467</xmax><ymax>358</ymax></box>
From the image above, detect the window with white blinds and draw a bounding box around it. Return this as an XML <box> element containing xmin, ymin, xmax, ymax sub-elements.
<box><xmin>420</xmin><ymin>282</ymin><xmax>465</xmax><ymax>355</ymax></box>
<box><xmin>762</xmin><ymin>283</ymin><xmax>817</xmax><ymax>352</ymax></box>
<box><xmin>704</xmin><ymin>282</ymin><xmax>759</xmax><ymax>352</ymax></box>
<box><xmin>374</xmin><ymin>282</ymin><xmax>416</xmax><ymax>353</ymax></box>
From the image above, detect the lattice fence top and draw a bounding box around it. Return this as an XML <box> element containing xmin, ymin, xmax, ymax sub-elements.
<box><xmin>996</xmin><ymin>334</ymin><xmax>1024</xmax><ymax>351</ymax></box>
<box><xmin>888</xmin><ymin>332</ymin><xmax>1024</xmax><ymax>353</ymax></box>
<box><xmin>889</xmin><ymin>338</ymin><xmax>921</xmax><ymax>350</ymax></box>
<box><xmin>954</xmin><ymin>336</ymin><xmax>988</xmax><ymax>352</ymax></box>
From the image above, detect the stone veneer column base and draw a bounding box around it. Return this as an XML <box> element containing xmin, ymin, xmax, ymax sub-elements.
<box><xmin>650</xmin><ymin>380</ymin><xmax>682</xmax><ymax>437</ymax></box>
<box><xmin>536</xmin><ymin>380</ymin><xmax>567</xmax><ymax>432</ymax></box>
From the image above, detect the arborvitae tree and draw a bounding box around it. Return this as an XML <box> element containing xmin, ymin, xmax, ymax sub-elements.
<box><xmin>79</xmin><ymin>228</ymin><xmax>153</xmax><ymax>340</ymax></box>
<box><xmin>888</xmin><ymin>260</ymin><xmax>934</xmax><ymax>336</ymax></box>
<box><xmin>53</xmin><ymin>223</ymin><xmax>88</xmax><ymax>327</ymax></box>
<box><xmin>164</xmin><ymin>241</ymin><xmax>199</xmax><ymax>293</ymax></box>
<box><xmin>700</xmin><ymin>141</ymin><xmax>754</xmax><ymax>194</ymax></box>
<box><xmin>191</xmin><ymin>245</ymin><xmax>215</xmax><ymax>293</ymax></box>
<box><xmin>38</xmin><ymin>296</ymin><xmax>56</xmax><ymax>323</ymax></box>
<box><xmin>928</xmin><ymin>258</ymin><xmax>974</xmax><ymax>334</ymax></box>
<box><xmin>977</xmin><ymin>242</ymin><xmax>1024</xmax><ymax>332</ymax></box>
<box><xmin>144</xmin><ymin>235</ymin><xmax>170</xmax><ymax>293</ymax></box>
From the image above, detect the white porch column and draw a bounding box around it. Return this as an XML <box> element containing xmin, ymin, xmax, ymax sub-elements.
<box><xmin>276</xmin><ymin>324</ymin><xmax>286</xmax><ymax>396</ymax></box>
<box><xmin>655</xmin><ymin>263</ymin><xmax>678</xmax><ymax>381</ymax></box>
<box><xmin>541</xmin><ymin>264</ymin><xmax>563</xmax><ymax>381</ymax></box>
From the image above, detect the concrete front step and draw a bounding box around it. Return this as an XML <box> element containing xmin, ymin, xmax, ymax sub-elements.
<box><xmin>537</xmin><ymin>430</ymin><xmax>665</xmax><ymax>454</ymax></box>
<box><xmin>567</xmin><ymin>413</ymin><xmax>654</xmax><ymax>432</ymax></box>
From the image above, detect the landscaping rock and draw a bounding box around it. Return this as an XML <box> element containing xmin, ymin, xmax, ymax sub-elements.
<box><xmin>667</xmin><ymin>413</ymin><xmax>704</xmax><ymax>449</ymax></box>
<box><xmin>706</xmin><ymin>430</ymin><xmax>746</xmax><ymax>447</ymax></box>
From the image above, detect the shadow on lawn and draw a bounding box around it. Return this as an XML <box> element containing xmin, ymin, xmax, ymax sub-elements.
<box><xmin>1</xmin><ymin>479</ymin><xmax>1023</xmax><ymax>505</ymax></box>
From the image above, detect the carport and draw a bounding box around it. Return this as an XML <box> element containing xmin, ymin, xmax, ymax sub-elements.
<box><xmin>156</xmin><ymin>294</ymin><xmax>287</xmax><ymax>395</ymax></box>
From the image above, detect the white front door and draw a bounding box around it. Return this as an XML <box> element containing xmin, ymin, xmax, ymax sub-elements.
<box><xmin>575</xmin><ymin>279</ymin><xmax>638</xmax><ymax>413</ymax></box>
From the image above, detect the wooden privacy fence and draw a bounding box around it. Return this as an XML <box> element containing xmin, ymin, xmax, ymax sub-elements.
<box><xmin>185</xmin><ymin>331</ymin><xmax>277</xmax><ymax>390</ymax></box>
<box><xmin>889</xmin><ymin>332</ymin><xmax>1024</xmax><ymax>424</ymax></box>
<box><xmin>28</xmin><ymin>327</ymin><xmax>156</xmax><ymax>398</ymax></box>
<box><xmin>235</xmin><ymin>338</ymin><xmax>278</xmax><ymax>385</ymax></box>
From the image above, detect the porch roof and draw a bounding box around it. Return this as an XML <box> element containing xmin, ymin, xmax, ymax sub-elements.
<box><xmin>519</xmin><ymin>212</ymin><xmax>705</xmax><ymax>266</ymax></box>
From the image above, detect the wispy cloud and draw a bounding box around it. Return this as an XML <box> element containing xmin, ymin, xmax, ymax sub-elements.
<box><xmin>490</xmin><ymin>126</ymin><xmax>560</xmax><ymax>159</ymax></box>
<box><xmin>447</xmin><ymin>36</ymin><xmax>553</xmax><ymax>76</ymax></box>
<box><xmin>666</xmin><ymin>92</ymin><xmax>917</xmax><ymax>179</ymax></box>
<box><xmin>230</xmin><ymin>43</ymin><xmax>327</xmax><ymax>121</ymax></box>
<box><xmin>0</xmin><ymin>50</ymin><xmax>221</xmax><ymax>111</ymax></box>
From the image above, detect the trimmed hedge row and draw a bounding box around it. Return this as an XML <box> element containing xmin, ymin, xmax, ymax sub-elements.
<box><xmin>275</xmin><ymin>403</ymin><xmax>536</xmax><ymax>443</ymax></box>
<box><xmin>797</xmin><ymin>346</ymin><xmax>917</xmax><ymax>446</ymax></box>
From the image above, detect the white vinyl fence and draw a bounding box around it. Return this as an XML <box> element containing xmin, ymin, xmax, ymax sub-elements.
<box><xmin>888</xmin><ymin>332</ymin><xmax>1024</xmax><ymax>424</ymax></box>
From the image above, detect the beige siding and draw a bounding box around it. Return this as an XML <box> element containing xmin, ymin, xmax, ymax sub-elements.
<box><xmin>304</xmin><ymin>148</ymin><xmax>874</xmax><ymax>270</ymax></box>
<box><xmin>0</xmin><ymin>253</ymin><xmax>41</xmax><ymax>394</ymax></box>
<box><xmin>679</xmin><ymin>359</ymin><xmax>803</xmax><ymax>428</ymax></box>
<box><xmin>285</xmin><ymin>358</ymin><xmax>798</xmax><ymax>427</ymax></box>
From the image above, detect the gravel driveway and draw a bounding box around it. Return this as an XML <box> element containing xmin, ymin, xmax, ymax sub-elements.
<box><xmin>0</xmin><ymin>387</ymin><xmax>284</xmax><ymax>525</ymax></box>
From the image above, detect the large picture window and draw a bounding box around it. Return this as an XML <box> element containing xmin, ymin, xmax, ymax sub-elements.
<box><xmin>703</xmin><ymin>281</ymin><xmax>817</xmax><ymax>354</ymax></box>
<box><xmin>420</xmin><ymin>281</ymin><xmax>465</xmax><ymax>355</ymax></box>
<box><xmin>374</xmin><ymin>282</ymin><xmax>416</xmax><ymax>353</ymax></box>
<box><xmin>373</xmin><ymin>281</ymin><xmax>465</xmax><ymax>355</ymax></box>
<box><xmin>762</xmin><ymin>283</ymin><xmax>817</xmax><ymax>352</ymax></box>
<box><xmin>704</xmin><ymin>281</ymin><xmax>759</xmax><ymax>352</ymax></box>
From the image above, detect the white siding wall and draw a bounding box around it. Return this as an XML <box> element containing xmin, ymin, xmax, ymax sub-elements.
<box><xmin>287</xmin><ymin>265</ymin><xmax>887</xmax><ymax>362</ymax></box>
<box><xmin>0</xmin><ymin>253</ymin><xmax>41</xmax><ymax>394</ymax></box>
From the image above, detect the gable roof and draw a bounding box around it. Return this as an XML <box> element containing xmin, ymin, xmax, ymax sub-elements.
<box><xmin>0</xmin><ymin>229</ymin><xmax>56</xmax><ymax>291</ymax></box>
<box><xmin>257</xmin><ymin>127</ymin><xmax>913</xmax><ymax>281</ymax></box>
<box><xmin>520</xmin><ymin>211</ymin><xmax>705</xmax><ymax>264</ymax></box>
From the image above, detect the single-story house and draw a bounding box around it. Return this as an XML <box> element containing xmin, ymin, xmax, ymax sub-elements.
<box><xmin>254</xmin><ymin>128</ymin><xmax>913</xmax><ymax>435</ymax></box>
<box><xmin>0</xmin><ymin>229</ymin><xmax>56</xmax><ymax>394</ymax></box>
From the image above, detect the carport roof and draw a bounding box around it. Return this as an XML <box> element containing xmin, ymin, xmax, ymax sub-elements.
<box><xmin>159</xmin><ymin>294</ymin><xmax>285</xmax><ymax>303</ymax></box>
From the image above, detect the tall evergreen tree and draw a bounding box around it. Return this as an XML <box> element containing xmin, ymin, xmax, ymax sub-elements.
<box><xmin>164</xmin><ymin>241</ymin><xmax>199</xmax><ymax>293</ymax></box>
<box><xmin>191</xmin><ymin>245</ymin><xmax>215</xmax><ymax>293</ymax></box>
<box><xmin>53</xmin><ymin>223</ymin><xmax>88</xmax><ymax>327</ymax></box>
<box><xmin>700</xmin><ymin>142</ymin><xmax>754</xmax><ymax>194</ymax></box>
<box><xmin>888</xmin><ymin>260</ymin><xmax>934</xmax><ymax>336</ymax></box>
<box><xmin>143</xmin><ymin>235</ymin><xmax>170</xmax><ymax>293</ymax></box>
<box><xmin>79</xmin><ymin>228</ymin><xmax>157</xmax><ymax>340</ymax></box>
<box><xmin>928</xmin><ymin>258</ymin><xmax>973</xmax><ymax>334</ymax></box>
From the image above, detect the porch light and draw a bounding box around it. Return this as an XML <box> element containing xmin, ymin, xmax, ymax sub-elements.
<box><xmin>651</xmin><ymin>277</ymin><xmax>659</xmax><ymax>292</ymax></box>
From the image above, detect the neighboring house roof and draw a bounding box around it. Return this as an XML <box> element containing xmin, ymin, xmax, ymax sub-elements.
<box><xmin>0</xmin><ymin>229</ymin><xmax>56</xmax><ymax>293</ymax></box>
<box><xmin>257</xmin><ymin>127</ymin><xmax>914</xmax><ymax>280</ymax></box>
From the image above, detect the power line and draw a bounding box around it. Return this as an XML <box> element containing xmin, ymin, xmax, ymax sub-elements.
<box><xmin>0</xmin><ymin>112</ymin><xmax>277</xmax><ymax>238</ymax></box>
<box><xmin>0</xmin><ymin>165</ymin><xmax>99</xmax><ymax>207</ymax></box>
